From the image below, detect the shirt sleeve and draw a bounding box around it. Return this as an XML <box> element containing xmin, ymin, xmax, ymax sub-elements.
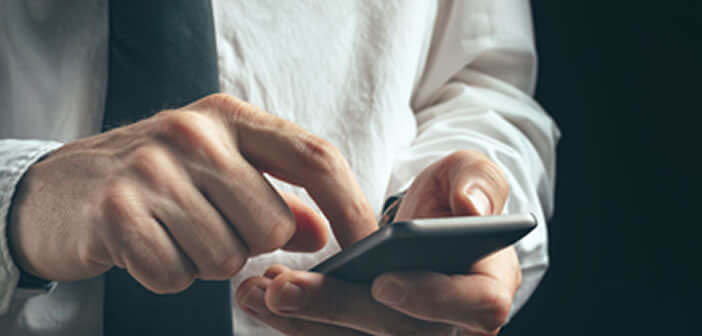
<box><xmin>385</xmin><ymin>0</ymin><xmax>561</xmax><ymax>322</ymax></box>
<box><xmin>0</xmin><ymin>139</ymin><xmax>63</xmax><ymax>315</ymax></box>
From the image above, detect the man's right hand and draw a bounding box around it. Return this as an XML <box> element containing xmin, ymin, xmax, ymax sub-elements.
<box><xmin>6</xmin><ymin>94</ymin><xmax>378</xmax><ymax>294</ymax></box>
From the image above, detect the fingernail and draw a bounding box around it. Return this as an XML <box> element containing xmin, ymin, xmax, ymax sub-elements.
<box><xmin>243</xmin><ymin>287</ymin><xmax>269</xmax><ymax>315</ymax></box>
<box><xmin>273</xmin><ymin>281</ymin><xmax>307</xmax><ymax>312</ymax></box>
<box><xmin>375</xmin><ymin>277</ymin><xmax>406</xmax><ymax>305</ymax></box>
<box><xmin>467</xmin><ymin>187</ymin><xmax>492</xmax><ymax>215</ymax></box>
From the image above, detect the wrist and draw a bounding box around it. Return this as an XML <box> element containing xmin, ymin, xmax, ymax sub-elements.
<box><xmin>7</xmin><ymin>191</ymin><xmax>54</xmax><ymax>289</ymax></box>
<box><xmin>7</xmin><ymin>191</ymin><xmax>54</xmax><ymax>291</ymax></box>
<box><xmin>8</xmin><ymin>188</ymin><xmax>55</xmax><ymax>291</ymax></box>
<box><xmin>6</xmin><ymin>152</ymin><xmax>54</xmax><ymax>285</ymax></box>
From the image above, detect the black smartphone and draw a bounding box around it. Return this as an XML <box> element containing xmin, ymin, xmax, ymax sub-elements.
<box><xmin>310</xmin><ymin>213</ymin><xmax>537</xmax><ymax>283</ymax></box>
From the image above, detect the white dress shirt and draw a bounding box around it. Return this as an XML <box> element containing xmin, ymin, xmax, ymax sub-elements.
<box><xmin>0</xmin><ymin>0</ymin><xmax>560</xmax><ymax>334</ymax></box>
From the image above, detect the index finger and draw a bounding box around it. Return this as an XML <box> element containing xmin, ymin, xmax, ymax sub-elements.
<box><xmin>201</xmin><ymin>94</ymin><xmax>378</xmax><ymax>248</ymax></box>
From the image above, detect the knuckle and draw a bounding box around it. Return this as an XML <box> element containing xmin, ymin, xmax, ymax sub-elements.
<box><xmin>100</xmin><ymin>185</ymin><xmax>157</xmax><ymax>268</ymax></box>
<box><xmin>161</xmin><ymin>111</ymin><xmax>213</xmax><ymax>143</ymax></box>
<box><xmin>476</xmin><ymin>159</ymin><xmax>509</xmax><ymax>195</ymax></box>
<box><xmin>201</xmin><ymin>252</ymin><xmax>248</xmax><ymax>280</ymax></box>
<box><xmin>443</xmin><ymin>149</ymin><xmax>485</xmax><ymax>168</ymax></box>
<box><xmin>136</xmin><ymin>245</ymin><xmax>196</xmax><ymax>294</ymax></box>
<box><xmin>250</xmin><ymin>216</ymin><xmax>295</xmax><ymax>254</ymax></box>
<box><xmin>159</xmin><ymin>111</ymin><xmax>234</xmax><ymax>168</ymax></box>
<box><xmin>298</xmin><ymin>134</ymin><xmax>343</xmax><ymax>175</ymax></box>
<box><xmin>97</xmin><ymin>185</ymin><xmax>196</xmax><ymax>295</ymax></box>
<box><xmin>458</xmin><ymin>149</ymin><xmax>488</xmax><ymax>160</ymax></box>
<box><xmin>479</xmin><ymin>288</ymin><xmax>513</xmax><ymax>332</ymax></box>
<box><xmin>101</xmin><ymin>180</ymin><xmax>138</xmax><ymax>221</ymax></box>
<box><xmin>148</xmin><ymin>271</ymin><xmax>194</xmax><ymax>294</ymax></box>
<box><xmin>128</xmin><ymin>145</ymin><xmax>171</xmax><ymax>181</ymax></box>
<box><xmin>470</xmin><ymin>155</ymin><xmax>496</xmax><ymax>174</ymax></box>
<box><xmin>434</xmin><ymin>150</ymin><xmax>479</xmax><ymax>180</ymax></box>
<box><xmin>202</xmin><ymin>93</ymin><xmax>243</xmax><ymax>111</ymax></box>
<box><xmin>200</xmin><ymin>93</ymin><xmax>251</xmax><ymax>122</ymax></box>
<box><xmin>268</xmin><ymin>220</ymin><xmax>295</xmax><ymax>251</ymax></box>
<box><xmin>450</xmin><ymin>150</ymin><xmax>508</xmax><ymax>197</ymax></box>
<box><xmin>123</xmin><ymin>242</ymin><xmax>196</xmax><ymax>294</ymax></box>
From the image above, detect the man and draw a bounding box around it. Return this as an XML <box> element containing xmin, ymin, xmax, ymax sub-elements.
<box><xmin>0</xmin><ymin>0</ymin><xmax>559</xmax><ymax>335</ymax></box>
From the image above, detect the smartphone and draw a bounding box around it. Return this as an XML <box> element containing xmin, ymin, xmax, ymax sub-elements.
<box><xmin>310</xmin><ymin>213</ymin><xmax>537</xmax><ymax>283</ymax></box>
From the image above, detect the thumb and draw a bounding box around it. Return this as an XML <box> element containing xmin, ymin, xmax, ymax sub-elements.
<box><xmin>278</xmin><ymin>192</ymin><xmax>329</xmax><ymax>252</ymax></box>
<box><xmin>447</xmin><ymin>151</ymin><xmax>510</xmax><ymax>217</ymax></box>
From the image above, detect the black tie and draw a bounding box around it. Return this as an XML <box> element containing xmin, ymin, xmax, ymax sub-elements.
<box><xmin>102</xmin><ymin>1</ymin><xmax>233</xmax><ymax>335</ymax></box>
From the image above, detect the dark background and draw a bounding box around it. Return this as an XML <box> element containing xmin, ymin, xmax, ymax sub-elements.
<box><xmin>501</xmin><ymin>1</ymin><xmax>700</xmax><ymax>335</ymax></box>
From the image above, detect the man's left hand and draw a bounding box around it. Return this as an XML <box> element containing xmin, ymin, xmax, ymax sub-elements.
<box><xmin>236</xmin><ymin>150</ymin><xmax>522</xmax><ymax>335</ymax></box>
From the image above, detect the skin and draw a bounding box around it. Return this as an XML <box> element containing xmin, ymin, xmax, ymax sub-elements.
<box><xmin>7</xmin><ymin>93</ymin><xmax>378</xmax><ymax>294</ymax></box>
<box><xmin>8</xmin><ymin>93</ymin><xmax>521</xmax><ymax>333</ymax></box>
<box><xmin>236</xmin><ymin>150</ymin><xmax>522</xmax><ymax>335</ymax></box>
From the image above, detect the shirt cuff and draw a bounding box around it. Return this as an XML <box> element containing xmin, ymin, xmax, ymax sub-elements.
<box><xmin>0</xmin><ymin>139</ymin><xmax>63</xmax><ymax>314</ymax></box>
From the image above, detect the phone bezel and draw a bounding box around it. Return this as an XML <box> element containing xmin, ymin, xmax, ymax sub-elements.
<box><xmin>310</xmin><ymin>213</ymin><xmax>537</xmax><ymax>275</ymax></box>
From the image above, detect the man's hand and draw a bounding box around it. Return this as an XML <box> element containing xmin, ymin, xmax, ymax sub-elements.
<box><xmin>7</xmin><ymin>94</ymin><xmax>377</xmax><ymax>294</ymax></box>
<box><xmin>237</xmin><ymin>150</ymin><xmax>522</xmax><ymax>335</ymax></box>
